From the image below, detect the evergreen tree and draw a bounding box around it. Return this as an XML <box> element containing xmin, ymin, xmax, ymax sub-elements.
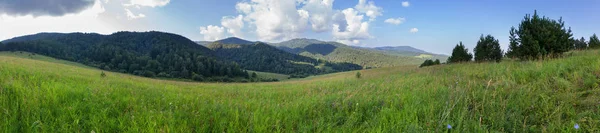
<box><xmin>589</xmin><ymin>34</ymin><xmax>600</xmax><ymax>49</ymax></box>
<box><xmin>447</xmin><ymin>42</ymin><xmax>473</xmax><ymax>63</ymax></box>
<box><xmin>474</xmin><ymin>34</ymin><xmax>503</xmax><ymax>62</ymax></box>
<box><xmin>434</xmin><ymin>59</ymin><xmax>441</xmax><ymax>65</ymax></box>
<box><xmin>505</xmin><ymin>27</ymin><xmax>520</xmax><ymax>58</ymax></box>
<box><xmin>574</xmin><ymin>37</ymin><xmax>588</xmax><ymax>50</ymax></box>
<box><xmin>508</xmin><ymin>10</ymin><xmax>574</xmax><ymax>59</ymax></box>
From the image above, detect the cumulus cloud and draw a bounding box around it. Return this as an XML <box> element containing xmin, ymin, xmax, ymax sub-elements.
<box><xmin>235</xmin><ymin>0</ymin><xmax>310</xmax><ymax>41</ymax></box>
<box><xmin>0</xmin><ymin>0</ymin><xmax>96</xmax><ymax>17</ymax></box>
<box><xmin>332</xmin><ymin>8</ymin><xmax>372</xmax><ymax>45</ymax></box>
<box><xmin>125</xmin><ymin>9</ymin><xmax>145</xmax><ymax>19</ymax></box>
<box><xmin>200</xmin><ymin>25</ymin><xmax>226</xmax><ymax>41</ymax></box>
<box><xmin>402</xmin><ymin>1</ymin><xmax>410</xmax><ymax>7</ymax></box>
<box><xmin>199</xmin><ymin>0</ymin><xmax>382</xmax><ymax>45</ymax></box>
<box><xmin>410</xmin><ymin>28</ymin><xmax>419</xmax><ymax>33</ymax></box>
<box><xmin>354</xmin><ymin>0</ymin><xmax>383</xmax><ymax>21</ymax></box>
<box><xmin>302</xmin><ymin>0</ymin><xmax>335</xmax><ymax>32</ymax></box>
<box><xmin>124</xmin><ymin>0</ymin><xmax>170</xmax><ymax>7</ymax></box>
<box><xmin>384</xmin><ymin>17</ymin><xmax>405</xmax><ymax>25</ymax></box>
<box><xmin>221</xmin><ymin>15</ymin><xmax>245</xmax><ymax>38</ymax></box>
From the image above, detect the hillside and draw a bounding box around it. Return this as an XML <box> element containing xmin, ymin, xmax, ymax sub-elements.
<box><xmin>271</xmin><ymin>38</ymin><xmax>440</xmax><ymax>68</ymax></box>
<box><xmin>0</xmin><ymin>32</ymin><xmax>249</xmax><ymax>81</ymax></box>
<box><xmin>207</xmin><ymin>42</ymin><xmax>362</xmax><ymax>76</ymax></box>
<box><xmin>215</xmin><ymin>37</ymin><xmax>255</xmax><ymax>45</ymax></box>
<box><xmin>1</xmin><ymin>49</ymin><xmax>598</xmax><ymax>132</ymax></box>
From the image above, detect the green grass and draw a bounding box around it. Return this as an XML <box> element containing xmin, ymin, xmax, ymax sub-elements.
<box><xmin>1</xmin><ymin>50</ymin><xmax>599</xmax><ymax>132</ymax></box>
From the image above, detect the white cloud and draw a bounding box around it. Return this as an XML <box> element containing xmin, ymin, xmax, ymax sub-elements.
<box><xmin>125</xmin><ymin>0</ymin><xmax>170</xmax><ymax>8</ymax></box>
<box><xmin>402</xmin><ymin>1</ymin><xmax>410</xmax><ymax>7</ymax></box>
<box><xmin>332</xmin><ymin>8</ymin><xmax>372</xmax><ymax>45</ymax></box>
<box><xmin>125</xmin><ymin>9</ymin><xmax>146</xmax><ymax>19</ymax></box>
<box><xmin>221</xmin><ymin>15</ymin><xmax>245</xmax><ymax>38</ymax></box>
<box><xmin>235</xmin><ymin>0</ymin><xmax>310</xmax><ymax>41</ymax></box>
<box><xmin>0</xmin><ymin>0</ymin><xmax>115</xmax><ymax>40</ymax></box>
<box><xmin>410</xmin><ymin>28</ymin><xmax>419</xmax><ymax>33</ymax></box>
<box><xmin>384</xmin><ymin>17</ymin><xmax>405</xmax><ymax>25</ymax></box>
<box><xmin>302</xmin><ymin>0</ymin><xmax>335</xmax><ymax>32</ymax></box>
<box><xmin>199</xmin><ymin>0</ymin><xmax>382</xmax><ymax>45</ymax></box>
<box><xmin>354</xmin><ymin>0</ymin><xmax>383</xmax><ymax>21</ymax></box>
<box><xmin>199</xmin><ymin>25</ymin><xmax>226</xmax><ymax>41</ymax></box>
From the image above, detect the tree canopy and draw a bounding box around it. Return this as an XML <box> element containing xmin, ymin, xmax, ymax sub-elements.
<box><xmin>589</xmin><ymin>34</ymin><xmax>600</xmax><ymax>49</ymax></box>
<box><xmin>574</xmin><ymin>37</ymin><xmax>588</xmax><ymax>50</ymax></box>
<box><xmin>474</xmin><ymin>34</ymin><xmax>503</xmax><ymax>62</ymax></box>
<box><xmin>505</xmin><ymin>10</ymin><xmax>573</xmax><ymax>59</ymax></box>
<box><xmin>447</xmin><ymin>42</ymin><xmax>473</xmax><ymax>63</ymax></box>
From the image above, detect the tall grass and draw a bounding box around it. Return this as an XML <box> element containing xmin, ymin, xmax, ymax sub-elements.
<box><xmin>0</xmin><ymin>50</ymin><xmax>599</xmax><ymax>132</ymax></box>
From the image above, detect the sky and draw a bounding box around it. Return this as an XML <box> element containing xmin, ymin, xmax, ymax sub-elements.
<box><xmin>1</xmin><ymin>0</ymin><xmax>599</xmax><ymax>54</ymax></box>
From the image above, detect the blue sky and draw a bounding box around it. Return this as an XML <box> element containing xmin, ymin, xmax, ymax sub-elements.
<box><xmin>1</xmin><ymin>0</ymin><xmax>599</xmax><ymax>54</ymax></box>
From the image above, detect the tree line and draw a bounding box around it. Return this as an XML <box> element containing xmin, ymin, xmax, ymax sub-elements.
<box><xmin>420</xmin><ymin>10</ymin><xmax>599</xmax><ymax>67</ymax></box>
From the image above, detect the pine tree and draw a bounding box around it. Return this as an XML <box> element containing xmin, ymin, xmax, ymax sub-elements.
<box><xmin>447</xmin><ymin>42</ymin><xmax>473</xmax><ymax>63</ymax></box>
<box><xmin>574</xmin><ymin>37</ymin><xmax>588</xmax><ymax>50</ymax></box>
<box><xmin>509</xmin><ymin>10</ymin><xmax>574</xmax><ymax>59</ymax></box>
<box><xmin>474</xmin><ymin>34</ymin><xmax>503</xmax><ymax>62</ymax></box>
<box><xmin>505</xmin><ymin>27</ymin><xmax>520</xmax><ymax>58</ymax></box>
<box><xmin>589</xmin><ymin>34</ymin><xmax>600</xmax><ymax>49</ymax></box>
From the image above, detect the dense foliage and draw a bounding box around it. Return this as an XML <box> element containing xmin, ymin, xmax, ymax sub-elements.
<box><xmin>574</xmin><ymin>37</ymin><xmax>588</xmax><ymax>50</ymax></box>
<box><xmin>590</xmin><ymin>34</ymin><xmax>600</xmax><ymax>49</ymax></box>
<box><xmin>474</xmin><ymin>35</ymin><xmax>503</xmax><ymax>62</ymax></box>
<box><xmin>0</xmin><ymin>32</ymin><xmax>250</xmax><ymax>82</ymax></box>
<box><xmin>506</xmin><ymin>11</ymin><xmax>573</xmax><ymax>59</ymax></box>
<box><xmin>447</xmin><ymin>42</ymin><xmax>473</xmax><ymax>63</ymax></box>
<box><xmin>208</xmin><ymin>42</ymin><xmax>362</xmax><ymax>76</ymax></box>
<box><xmin>419</xmin><ymin>59</ymin><xmax>441</xmax><ymax>68</ymax></box>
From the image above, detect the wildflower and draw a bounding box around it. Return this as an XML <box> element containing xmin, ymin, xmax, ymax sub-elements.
<box><xmin>447</xmin><ymin>124</ymin><xmax>452</xmax><ymax>129</ymax></box>
<box><xmin>574</xmin><ymin>123</ymin><xmax>580</xmax><ymax>130</ymax></box>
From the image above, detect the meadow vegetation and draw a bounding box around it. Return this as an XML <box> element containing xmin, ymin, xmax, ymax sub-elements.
<box><xmin>1</xmin><ymin>50</ymin><xmax>599</xmax><ymax>132</ymax></box>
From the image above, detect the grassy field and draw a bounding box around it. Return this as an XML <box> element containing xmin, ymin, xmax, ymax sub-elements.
<box><xmin>1</xmin><ymin>50</ymin><xmax>599</xmax><ymax>132</ymax></box>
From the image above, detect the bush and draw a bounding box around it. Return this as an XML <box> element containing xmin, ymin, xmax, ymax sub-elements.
<box><xmin>100</xmin><ymin>71</ymin><xmax>106</xmax><ymax>78</ymax></box>
<box><xmin>356</xmin><ymin>72</ymin><xmax>361</xmax><ymax>79</ymax></box>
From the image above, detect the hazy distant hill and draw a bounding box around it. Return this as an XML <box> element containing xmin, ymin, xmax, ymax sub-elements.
<box><xmin>215</xmin><ymin>37</ymin><xmax>256</xmax><ymax>45</ymax></box>
<box><xmin>0</xmin><ymin>32</ymin><xmax>250</xmax><ymax>81</ymax></box>
<box><xmin>357</xmin><ymin>46</ymin><xmax>448</xmax><ymax>61</ymax></box>
<box><xmin>207</xmin><ymin>40</ymin><xmax>362</xmax><ymax>76</ymax></box>
<box><xmin>271</xmin><ymin>38</ymin><xmax>445</xmax><ymax>68</ymax></box>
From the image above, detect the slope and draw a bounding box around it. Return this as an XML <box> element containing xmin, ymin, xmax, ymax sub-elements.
<box><xmin>272</xmin><ymin>38</ymin><xmax>433</xmax><ymax>68</ymax></box>
<box><xmin>207</xmin><ymin>42</ymin><xmax>362</xmax><ymax>76</ymax></box>
<box><xmin>1</xmin><ymin>49</ymin><xmax>598</xmax><ymax>132</ymax></box>
<box><xmin>0</xmin><ymin>31</ymin><xmax>249</xmax><ymax>81</ymax></box>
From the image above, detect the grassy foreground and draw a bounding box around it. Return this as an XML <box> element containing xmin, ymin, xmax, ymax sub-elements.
<box><xmin>1</xmin><ymin>50</ymin><xmax>599</xmax><ymax>132</ymax></box>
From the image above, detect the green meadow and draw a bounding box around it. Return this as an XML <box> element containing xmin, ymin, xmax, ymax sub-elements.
<box><xmin>1</xmin><ymin>50</ymin><xmax>599</xmax><ymax>132</ymax></box>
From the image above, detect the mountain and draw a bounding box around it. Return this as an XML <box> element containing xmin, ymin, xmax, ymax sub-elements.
<box><xmin>195</xmin><ymin>41</ymin><xmax>212</xmax><ymax>46</ymax></box>
<box><xmin>0</xmin><ymin>31</ymin><xmax>251</xmax><ymax>82</ymax></box>
<box><xmin>271</xmin><ymin>39</ymin><xmax>442</xmax><ymax>68</ymax></box>
<box><xmin>358</xmin><ymin>46</ymin><xmax>448</xmax><ymax>61</ymax></box>
<box><xmin>207</xmin><ymin>42</ymin><xmax>362</xmax><ymax>76</ymax></box>
<box><xmin>215</xmin><ymin>37</ymin><xmax>255</xmax><ymax>45</ymax></box>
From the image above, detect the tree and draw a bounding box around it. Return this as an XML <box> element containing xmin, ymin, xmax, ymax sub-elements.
<box><xmin>574</xmin><ymin>37</ymin><xmax>588</xmax><ymax>50</ymax></box>
<box><xmin>251</xmin><ymin>72</ymin><xmax>258</xmax><ymax>78</ymax></box>
<box><xmin>589</xmin><ymin>34</ymin><xmax>600</xmax><ymax>49</ymax></box>
<box><xmin>356</xmin><ymin>71</ymin><xmax>361</xmax><ymax>79</ymax></box>
<box><xmin>434</xmin><ymin>59</ymin><xmax>441</xmax><ymax>65</ymax></box>
<box><xmin>508</xmin><ymin>10</ymin><xmax>574</xmax><ymax>59</ymax></box>
<box><xmin>474</xmin><ymin>34</ymin><xmax>503</xmax><ymax>62</ymax></box>
<box><xmin>505</xmin><ymin>27</ymin><xmax>520</xmax><ymax>58</ymax></box>
<box><xmin>447</xmin><ymin>42</ymin><xmax>473</xmax><ymax>63</ymax></box>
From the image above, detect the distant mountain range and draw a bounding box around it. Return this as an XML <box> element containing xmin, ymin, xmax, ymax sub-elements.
<box><xmin>198</xmin><ymin>37</ymin><xmax>448</xmax><ymax>68</ymax></box>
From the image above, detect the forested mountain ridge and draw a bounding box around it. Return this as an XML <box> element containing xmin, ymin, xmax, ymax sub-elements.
<box><xmin>0</xmin><ymin>31</ymin><xmax>250</xmax><ymax>82</ymax></box>
<box><xmin>207</xmin><ymin>42</ymin><xmax>362</xmax><ymax>77</ymax></box>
